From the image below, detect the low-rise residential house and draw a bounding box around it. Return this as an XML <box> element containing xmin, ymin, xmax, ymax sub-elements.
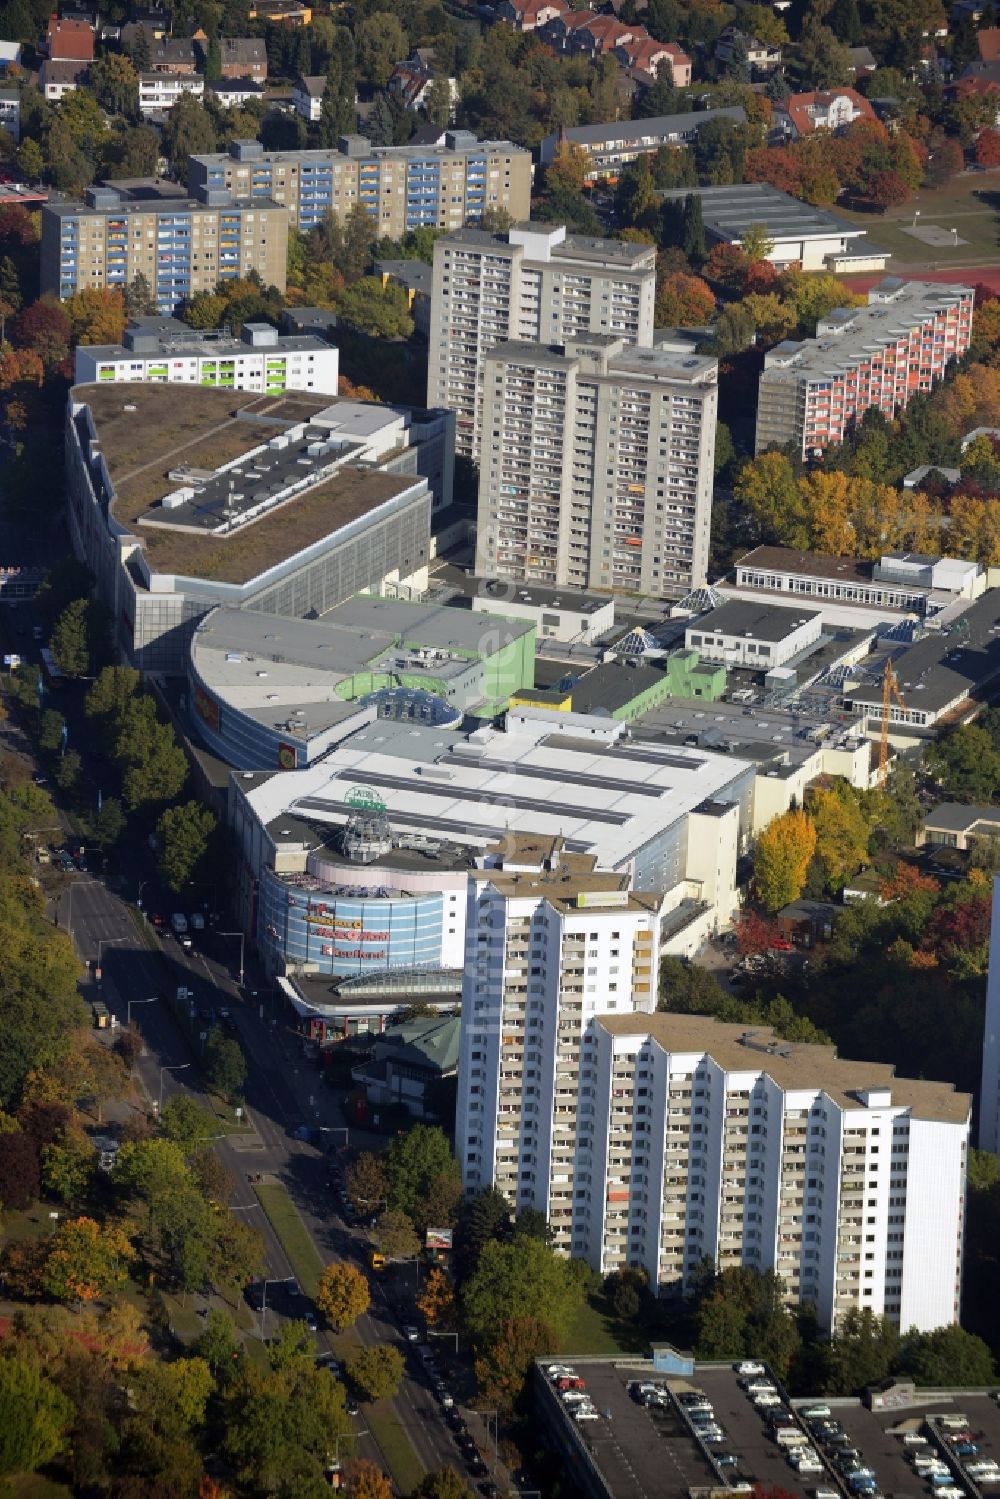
<box><xmin>247</xmin><ymin>0</ymin><xmax>312</xmax><ymax>23</ymax></box>
<box><xmin>211</xmin><ymin>37</ymin><xmax>267</xmax><ymax>82</ymax></box>
<box><xmin>39</xmin><ymin>57</ymin><xmax>87</xmax><ymax>98</ymax></box>
<box><xmin>292</xmin><ymin>73</ymin><xmax>325</xmax><ymax>120</ymax></box>
<box><xmin>615</xmin><ymin>34</ymin><xmax>691</xmax><ymax>83</ymax></box>
<box><xmin>716</xmin><ymin>25</ymin><xmax>783</xmax><ymax>76</ymax></box>
<box><xmin>775</xmin><ymin>898</ymin><xmax>837</xmax><ymax>944</ymax></box>
<box><xmin>147</xmin><ymin>37</ymin><xmax>197</xmax><ymax>72</ymax></box>
<box><xmin>918</xmin><ymin>803</ymin><xmax>1000</xmax><ymax>851</ymax></box>
<box><xmin>496</xmin><ymin>0</ymin><xmax>570</xmax><ymax>28</ymax></box>
<box><xmin>376</xmin><ymin>257</ymin><xmax>432</xmax><ymax>337</ymax></box>
<box><xmin>847</xmin><ymin>44</ymin><xmax>877</xmax><ymax>74</ymax></box>
<box><xmin>0</xmin><ymin>86</ymin><xmax>20</xmax><ymax>141</ymax></box>
<box><xmin>388</xmin><ymin>51</ymin><xmax>457</xmax><ymax>115</ymax></box>
<box><xmin>773</xmin><ymin>87</ymin><xmax>876</xmax><ymax>137</ymax></box>
<box><xmin>45</xmin><ymin>12</ymin><xmax>94</xmax><ymax>60</ymax></box>
<box><xmin>138</xmin><ymin>70</ymin><xmax>204</xmax><ymax>114</ymax></box>
<box><xmin>951</xmin><ymin>69</ymin><xmax>1000</xmax><ymax>123</ymax></box>
<box><xmin>539</xmin><ymin>105</ymin><xmax>746</xmax><ymax>180</ymax></box>
<box><xmin>206</xmin><ymin>77</ymin><xmax>264</xmax><ymax>107</ymax></box>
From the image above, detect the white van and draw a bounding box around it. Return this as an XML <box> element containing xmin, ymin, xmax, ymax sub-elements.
<box><xmin>776</xmin><ymin>1430</ymin><xmax>811</xmax><ymax>1448</ymax></box>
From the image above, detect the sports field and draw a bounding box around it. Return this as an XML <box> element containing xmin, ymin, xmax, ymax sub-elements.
<box><xmin>835</xmin><ymin>165</ymin><xmax>1000</xmax><ymax>276</ymax></box>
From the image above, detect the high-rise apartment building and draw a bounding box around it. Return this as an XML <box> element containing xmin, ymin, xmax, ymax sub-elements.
<box><xmin>980</xmin><ymin>877</ymin><xmax>1000</xmax><ymax>1153</ymax></box>
<box><xmin>477</xmin><ymin>335</ymin><xmax>717</xmax><ymax>596</ymax></box>
<box><xmin>457</xmin><ymin>861</ymin><xmax>664</xmax><ymax>1253</ymax></box>
<box><xmin>187</xmin><ymin>133</ymin><xmax>531</xmax><ymax>236</ymax></box>
<box><xmin>458</xmin><ymin>880</ymin><xmax>971</xmax><ymax>1334</ymax></box>
<box><xmin>755</xmin><ymin>278</ymin><xmax>974</xmax><ymax>458</ymax></box>
<box><xmin>41</xmin><ymin>183</ymin><xmax>287</xmax><ymax>312</ymax></box>
<box><xmin>426</xmin><ymin>222</ymin><xmax>656</xmax><ymax>459</ymax></box>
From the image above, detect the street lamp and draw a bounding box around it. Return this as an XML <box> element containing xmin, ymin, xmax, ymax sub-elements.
<box><xmin>127</xmin><ymin>995</ymin><xmax>157</xmax><ymax>1028</ymax></box>
<box><xmin>218</xmin><ymin>930</ymin><xmax>245</xmax><ymax>985</ymax></box>
<box><xmin>259</xmin><ymin>1276</ymin><xmax>285</xmax><ymax>1341</ymax></box>
<box><xmin>95</xmin><ymin>935</ymin><xmax>129</xmax><ymax>977</ymax></box>
<box><xmin>158</xmin><ymin>1062</ymin><xmax>190</xmax><ymax>1111</ymax></box>
<box><xmin>321</xmin><ymin>1126</ymin><xmax>349</xmax><ymax>1148</ymax></box>
<box><xmin>429</xmin><ymin>1330</ymin><xmax>458</xmax><ymax>1351</ymax></box>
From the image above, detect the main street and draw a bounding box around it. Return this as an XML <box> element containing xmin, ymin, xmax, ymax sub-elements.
<box><xmin>63</xmin><ymin>869</ymin><xmax>472</xmax><ymax>1483</ymax></box>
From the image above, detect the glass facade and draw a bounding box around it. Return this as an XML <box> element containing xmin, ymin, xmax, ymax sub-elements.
<box><xmin>258</xmin><ymin>865</ymin><xmax>447</xmax><ymax>977</ymax></box>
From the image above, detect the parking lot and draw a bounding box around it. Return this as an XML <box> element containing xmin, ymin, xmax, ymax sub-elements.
<box><xmin>833</xmin><ymin>1394</ymin><xmax>1000</xmax><ymax>1499</ymax></box>
<box><xmin>694</xmin><ymin>1367</ymin><xmax>824</xmax><ymax>1495</ymax></box>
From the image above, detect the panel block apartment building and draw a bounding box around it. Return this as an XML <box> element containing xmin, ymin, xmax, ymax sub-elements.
<box><xmin>427</xmin><ymin>221</ymin><xmax>657</xmax><ymax>460</ymax></box>
<box><xmin>458</xmin><ymin>861</ymin><xmax>970</xmax><ymax>1334</ymax></box>
<box><xmin>477</xmin><ymin>335</ymin><xmax>717</xmax><ymax>596</ymax></box>
<box><xmin>41</xmin><ymin>182</ymin><xmax>287</xmax><ymax>311</ymax></box>
<box><xmin>755</xmin><ymin>277</ymin><xmax>974</xmax><ymax>458</ymax></box>
<box><xmin>187</xmin><ymin>132</ymin><xmax>532</xmax><ymax>235</ymax></box>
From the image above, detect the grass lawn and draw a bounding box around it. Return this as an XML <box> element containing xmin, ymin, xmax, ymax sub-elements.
<box><xmin>562</xmin><ymin>1291</ymin><xmax>652</xmax><ymax>1357</ymax></box>
<box><xmin>160</xmin><ymin>1292</ymin><xmax>203</xmax><ymax>1341</ymax></box>
<box><xmin>253</xmin><ymin>1182</ymin><xmax>325</xmax><ymax>1299</ymax></box>
<box><xmin>364</xmin><ymin>1401</ymin><xmax>426</xmax><ymax>1494</ymax></box>
<box><xmin>2</xmin><ymin>1208</ymin><xmax>60</xmax><ymax>1245</ymax></box>
<box><xmin>835</xmin><ymin>171</ymin><xmax>1000</xmax><ymax>268</ymax></box>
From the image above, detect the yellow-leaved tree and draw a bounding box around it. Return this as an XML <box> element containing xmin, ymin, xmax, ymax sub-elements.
<box><xmin>754</xmin><ymin>809</ymin><xmax>817</xmax><ymax>913</ymax></box>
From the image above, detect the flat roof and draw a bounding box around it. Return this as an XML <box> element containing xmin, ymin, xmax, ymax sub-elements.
<box><xmin>737</xmin><ymin>545</ymin><xmax>885</xmax><ymax>587</ymax></box>
<box><xmin>762</xmin><ymin>280</ymin><xmax>974</xmax><ymax>385</ymax></box>
<box><xmin>689</xmin><ymin>598</ymin><xmax>820</xmax><ymax>642</ymax></box>
<box><xmin>75</xmin><ymin>384</ymin><xmax>423</xmax><ymax>585</ymax></box>
<box><xmin>659</xmin><ymin>181</ymin><xmax>866</xmax><ymax>244</ymax></box>
<box><xmin>597</xmin><ymin>1012</ymin><xmax>971</xmax><ymax>1122</ymax></box>
<box><xmin>487</xmin><ymin>338</ymin><xmax>717</xmax><ymax>385</ymax></box>
<box><xmin>571</xmin><ymin>660</ymin><xmax>667</xmax><ymax>713</ymax></box>
<box><xmin>242</xmin><ymin>715</ymin><xmax>752</xmax><ymax>872</ymax></box>
<box><xmin>374</xmin><ymin>258</ymin><xmax>433</xmax><ymax>294</ymax></box>
<box><xmin>848</xmin><ymin>590</ymin><xmax>1000</xmax><ymax>715</ymax></box>
<box><xmin>80</xmin><ymin>330</ymin><xmax>331</xmax><ymax>361</ymax></box>
<box><xmin>439</xmin><ymin>224</ymin><xmax>653</xmax><ymax>268</ymax></box>
<box><xmin>549</xmin><ymin>105</ymin><xmax>746</xmax><ymax>148</ymax></box>
<box><xmin>476</xmin><ymin>577</ymin><xmax>610</xmax><ymax>614</ymax></box>
<box><xmin>189</xmin><ymin>137</ymin><xmax>528</xmax><ymax>169</ymax></box>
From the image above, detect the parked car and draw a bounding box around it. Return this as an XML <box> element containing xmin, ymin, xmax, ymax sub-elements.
<box><xmin>736</xmin><ymin>1362</ymin><xmax>766</xmax><ymax>1377</ymax></box>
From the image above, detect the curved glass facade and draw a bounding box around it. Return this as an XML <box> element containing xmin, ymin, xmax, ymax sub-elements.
<box><xmin>258</xmin><ymin>864</ymin><xmax>461</xmax><ymax>978</ymax></box>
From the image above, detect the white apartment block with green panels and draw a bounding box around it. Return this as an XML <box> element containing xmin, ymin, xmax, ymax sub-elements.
<box><xmin>74</xmin><ymin>317</ymin><xmax>339</xmax><ymax>397</ymax></box>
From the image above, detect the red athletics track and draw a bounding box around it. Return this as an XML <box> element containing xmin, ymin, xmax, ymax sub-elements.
<box><xmin>842</xmin><ymin>266</ymin><xmax>1000</xmax><ymax>295</ymax></box>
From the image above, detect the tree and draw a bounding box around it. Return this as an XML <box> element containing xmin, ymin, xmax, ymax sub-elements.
<box><xmin>754</xmin><ymin>809</ymin><xmax>817</xmax><ymax>912</ymax></box>
<box><xmin>740</xmin><ymin>223</ymin><xmax>775</xmax><ymax>264</ymax></box>
<box><xmin>710</xmin><ymin>303</ymin><xmax>758</xmax><ymax>357</ymax></box>
<box><xmin>42</xmin><ymin>1215</ymin><xmax>136</xmax><ymax>1302</ymax></box>
<box><xmin>655</xmin><ymin>271</ymin><xmax>715</xmax><ymax>327</ymax></box>
<box><xmin>356</xmin><ymin>13</ymin><xmax>407</xmax><ymax>88</ymax></box>
<box><xmin>223</xmin><ymin>1358</ymin><xmax>351</xmax><ymax>1493</ymax></box>
<box><xmin>900</xmin><ymin>1324</ymin><xmax>995</xmax><ymax>1385</ymax></box>
<box><xmin>113</xmin><ymin>696</ymin><xmax>188</xmax><ymax>811</ymax></box>
<box><xmin>346</xmin><ymin>1459</ymin><xmax>395</xmax><ymax>1499</ymax></box>
<box><xmin>38</xmin><ymin>707</ymin><xmax>66</xmax><ymax>753</ymax></box>
<box><xmin>85</xmin><ymin>663</ymin><xmax>139</xmax><ymax>726</ymax></box>
<box><xmin>346</xmin><ymin>1344</ymin><xmax>405</xmax><ymax>1401</ymax></box>
<box><xmin>807</xmin><ymin>783</ymin><xmax>871</xmax><ymax>892</ymax></box>
<box><xmin>203</xmin><ymin>1028</ymin><xmax>247</xmax><ymax>1102</ymax></box>
<box><xmin>461</xmin><ymin>1236</ymin><xmax>583</xmax><ymax>1348</ymax></box>
<box><xmin>704</xmin><ymin>240</ymin><xmax>749</xmax><ymax>290</ymax></box>
<box><xmin>16</xmin><ymin>137</ymin><xmax>43</xmax><ymax>182</ymax></box>
<box><xmin>867</xmin><ymin>169</ymin><xmax>910</xmax><ymax>208</ymax></box>
<box><xmin>384</xmin><ymin>1125</ymin><xmax>461</xmax><ymax>1229</ymax></box>
<box><xmin>794</xmin><ymin>17</ymin><xmax>852</xmax><ymax>89</ymax></box>
<box><xmin>54</xmin><ymin>749</ymin><xmax>81</xmax><ymax>792</ymax></box>
<box><xmin>366</xmin><ymin>93</ymin><xmax>394</xmax><ymax>147</ymax></box>
<box><xmin>925</xmin><ymin>724</ymin><xmax>1000</xmax><ymax>803</ymax></box>
<box><xmin>125</xmin><ymin>271</ymin><xmax>156</xmax><ymax>319</ymax></box>
<box><xmin>64</xmin><ymin>287</ymin><xmax>127</xmax><ymax>347</ymax></box>
<box><xmin>681</xmin><ymin>192</ymin><xmax>705</xmax><ymax>266</ymax></box>
<box><xmin>827</xmin><ymin>1308</ymin><xmax>899</xmax><ymax>1394</ymax></box>
<box><xmin>88</xmin><ymin>53</ymin><xmax>139</xmax><ymax>115</ymax></box>
<box><xmin>49</xmin><ymin>597</ymin><xmax>91</xmax><ymax>677</ymax></box>
<box><xmin>734</xmin><ymin>451</ymin><xmax>808</xmax><ymax>546</ymax></box>
<box><xmin>372</xmin><ymin>1207</ymin><xmax>421</xmax><ymax>1261</ymax></box>
<box><xmin>976</xmin><ymin>128</ymin><xmax>1000</xmax><ymax>168</ymax></box>
<box><xmin>41</xmin><ymin>1129</ymin><xmax>96</xmax><ymax>1204</ymax></box>
<box><xmin>159</xmin><ymin>1095</ymin><xmax>216</xmax><ymax>1153</ymax></box>
<box><xmin>336</xmin><ymin>278</ymin><xmax>413</xmax><ymax>338</ymax></box>
<box><xmin>192</xmin><ymin>1306</ymin><xmax>240</xmax><ymax>1375</ymax></box>
<box><xmin>316</xmin><ymin>1260</ymin><xmax>370</xmax><ymax>1330</ymax></box>
<box><xmin>473</xmin><ymin>1314</ymin><xmax>558</xmax><ymax>1411</ymax></box>
<box><xmin>0</xmin><ymin>1127</ymin><xmax>40</xmax><ymax>1208</ymax></box>
<box><xmin>346</xmin><ymin>1152</ymin><xmax>390</xmax><ymax>1215</ymax></box>
<box><xmin>156</xmin><ymin>800</ymin><xmax>216</xmax><ymax>892</ymax></box>
<box><xmin>161</xmin><ymin>93</ymin><xmax>218</xmax><ymax>175</ymax></box>
<box><xmin>0</xmin><ymin>1356</ymin><xmax>73</xmax><ymax>1478</ymax></box>
<box><xmin>413</xmin><ymin>1468</ymin><xmax>474</xmax><ymax>1499</ymax></box>
<box><xmin>424</xmin><ymin>74</ymin><xmax>453</xmax><ymax>128</ymax></box>
<box><xmin>92</xmin><ymin>796</ymin><xmax>126</xmax><ymax>849</ymax></box>
<box><xmin>416</xmin><ymin>1266</ymin><xmax>455</xmax><ymax>1326</ymax></box>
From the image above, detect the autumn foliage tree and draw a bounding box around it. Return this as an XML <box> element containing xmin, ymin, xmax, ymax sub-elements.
<box><xmin>655</xmin><ymin>271</ymin><xmax>715</xmax><ymax>327</ymax></box>
<box><xmin>733</xmin><ymin>909</ymin><xmax>784</xmax><ymax>957</ymax></box>
<box><xmin>316</xmin><ymin>1260</ymin><xmax>370</xmax><ymax>1331</ymax></box>
<box><xmin>976</xmin><ymin>129</ymin><xmax>1000</xmax><ymax>167</ymax></box>
<box><xmin>473</xmin><ymin>1314</ymin><xmax>559</xmax><ymax>1412</ymax></box>
<box><xmin>754</xmin><ymin>809</ymin><xmax>817</xmax><ymax>912</ymax></box>
<box><xmin>344</xmin><ymin>1459</ymin><xmax>395</xmax><ymax>1499</ymax></box>
<box><xmin>416</xmin><ymin>1266</ymin><xmax>455</xmax><ymax>1327</ymax></box>
<box><xmin>42</xmin><ymin>1215</ymin><xmax>136</xmax><ymax>1303</ymax></box>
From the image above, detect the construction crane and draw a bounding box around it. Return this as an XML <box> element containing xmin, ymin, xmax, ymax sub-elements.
<box><xmin>879</xmin><ymin>657</ymin><xmax>907</xmax><ymax>783</ymax></box>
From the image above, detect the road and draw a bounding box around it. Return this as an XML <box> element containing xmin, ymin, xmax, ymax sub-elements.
<box><xmin>64</xmin><ymin>873</ymin><xmax>473</xmax><ymax>1482</ymax></box>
